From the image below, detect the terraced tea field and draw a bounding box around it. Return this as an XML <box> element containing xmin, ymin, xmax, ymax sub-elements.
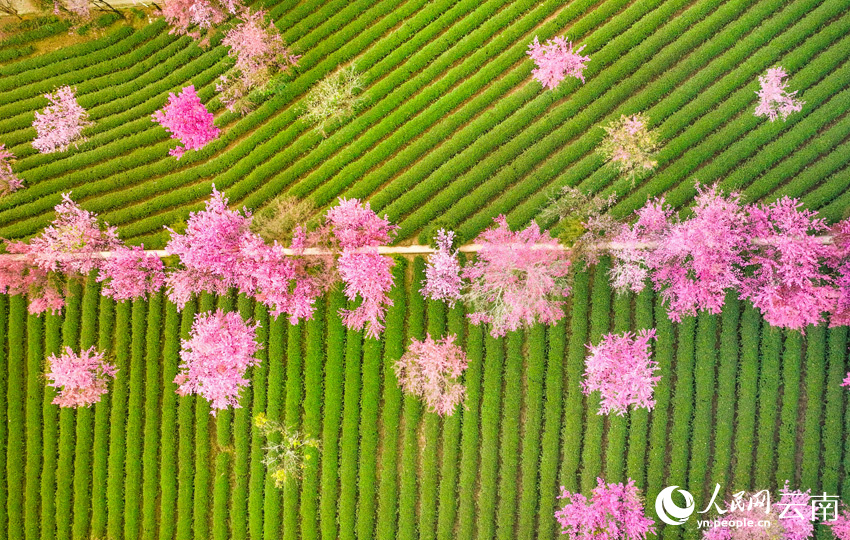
<box><xmin>1</xmin><ymin>0</ymin><xmax>850</xmax><ymax>539</ymax></box>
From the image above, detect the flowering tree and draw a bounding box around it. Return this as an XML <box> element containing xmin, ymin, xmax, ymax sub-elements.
<box><xmin>526</xmin><ymin>35</ymin><xmax>590</xmax><ymax>90</ymax></box>
<box><xmin>829</xmin><ymin>219</ymin><xmax>850</xmax><ymax>327</ymax></box>
<box><xmin>32</xmin><ymin>86</ymin><xmax>94</xmax><ymax>154</ymax></box>
<box><xmin>160</xmin><ymin>0</ymin><xmax>243</xmax><ymax>46</ymax></box>
<box><xmin>254</xmin><ymin>412</ymin><xmax>320</xmax><ymax>487</ymax></box>
<box><xmin>165</xmin><ymin>187</ymin><xmax>321</xmax><ymax>321</ymax></box>
<box><xmin>218</xmin><ymin>9</ymin><xmax>300</xmax><ymax>114</ymax></box>
<box><xmin>0</xmin><ymin>193</ymin><xmax>122</xmax><ymax>315</ymax></box>
<box><xmin>326</xmin><ymin>197</ymin><xmax>398</xmax><ymax>338</ymax></box>
<box><xmin>702</xmin><ymin>483</ymin><xmax>813</xmax><ymax>540</ymax></box>
<box><xmin>739</xmin><ymin>197</ymin><xmax>835</xmax><ymax>331</ymax></box>
<box><xmin>829</xmin><ymin>508</ymin><xmax>850</xmax><ymax>540</ymax></box>
<box><xmin>302</xmin><ymin>64</ymin><xmax>364</xmax><ymax>136</ymax></box>
<box><xmin>421</xmin><ymin>229</ymin><xmax>463</xmax><ymax>307</ymax></box>
<box><xmin>152</xmin><ymin>85</ymin><xmax>220</xmax><ymax>159</ymax></box>
<box><xmin>608</xmin><ymin>198</ymin><xmax>672</xmax><ymax>294</ymax></box>
<box><xmin>462</xmin><ymin>216</ymin><xmax>571</xmax><ymax>337</ymax></box>
<box><xmin>755</xmin><ymin>67</ymin><xmax>804</xmax><ymax>122</ymax></box>
<box><xmin>96</xmin><ymin>244</ymin><xmax>165</xmax><ymax>302</ymax></box>
<box><xmin>582</xmin><ymin>329</ymin><xmax>658</xmax><ymax>415</ymax></box>
<box><xmin>174</xmin><ymin>309</ymin><xmax>261</xmax><ymax>414</ymax></box>
<box><xmin>0</xmin><ymin>144</ymin><xmax>23</xmax><ymax>196</ymax></box>
<box><xmin>648</xmin><ymin>186</ymin><xmax>748</xmax><ymax>321</ymax></box>
<box><xmin>598</xmin><ymin>113</ymin><xmax>660</xmax><ymax>182</ymax></box>
<box><xmin>394</xmin><ymin>333</ymin><xmax>468</xmax><ymax>416</ymax></box>
<box><xmin>540</xmin><ymin>185</ymin><xmax>619</xmax><ymax>266</ymax></box>
<box><xmin>842</xmin><ymin>373</ymin><xmax>850</xmax><ymax>389</ymax></box>
<box><xmin>555</xmin><ymin>478</ymin><xmax>655</xmax><ymax>540</ymax></box>
<box><xmin>45</xmin><ymin>346</ymin><xmax>118</xmax><ymax>408</ymax></box>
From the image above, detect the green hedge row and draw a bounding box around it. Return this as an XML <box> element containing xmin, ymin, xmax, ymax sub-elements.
<box><xmin>515</xmin><ymin>324</ymin><xmax>545</xmax><ymax>540</ymax></box>
<box><xmin>248</xmin><ymin>303</ymin><xmax>269</xmax><ymax>540</ymax></box>
<box><xmin>262</xmin><ymin>311</ymin><xmax>285</xmax><ymax>540</ymax></box>
<box><xmin>0</xmin><ymin>296</ymin><xmax>7</xmax><ymax>540</ymax></box>
<box><xmin>709</xmin><ymin>295</ymin><xmax>741</xmax><ymax>490</ymax></box>
<box><xmin>752</xmin><ymin>325</ymin><xmax>781</xmax><ymax>489</ymax></box>
<box><xmin>645</xmin><ymin>295</ymin><xmax>674</xmax><ymax>510</ymax></box>
<box><xmin>213</xmin><ymin>294</ymin><xmax>234</xmax><ymax>540</ymax></box>
<box><xmin>435</xmin><ymin>301</ymin><xmax>465</xmax><ymax>540</ymax></box>
<box><xmin>660</xmin><ymin>315</ymin><xmax>696</xmax><ymax>540</ymax></box>
<box><xmin>319</xmin><ymin>292</ymin><xmax>345</xmax><ymax>540</ymax></box>
<box><xmin>397</xmin><ymin>259</ymin><xmax>425</xmax><ymax>540</ymax></box>
<box><xmin>820</xmin><ymin>327</ymin><xmax>848</xmax><ymax>494</ymax></box>
<box><xmin>493</xmin><ymin>329</ymin><xmax>524</xmax><ymax>540</ymax></box>
<box><xmin>685</xmin><ymin>312</ymin><xmax>718</xmax><ymax>537</ymax></box>
<box><xmin>157</xmin><ymin>301</ymin><xmax>181</xmax><ymax>540</ymax></box>
<box><xmin>90</xmin><ymin>295</ymin><xmax>114</xmax><ymax>538</ymax></box>
<box><xmin>106</xmin><ymin>301</ymin><xmax>131</xmax><ymax>539</ymax></box>
<box><xmin>7</xmin><ymin>296</ymin><xmax>26</xmax><ymax>540</ymax></box>
<box><xmin>56</xmin><ymin>283</ymin><xmax>82</xmax><ymax>540</ymax></box>
<box><xmin>731</xmin><ymin>306</ymin><xmax>761</xmax><ymax>492</ymax></box>
<box><xmin>625</xmin><ymin>288</ymin><xmax>654</xmax><ymax>487</ymax></box>
<box><xmin>142</xmin><ymin>293</ymin><xmax>164</xmax><ymax>539</ymax></box>
<box><xmin>579</xmin><ymin>262</ymin><xmax>612</xmax><ymax>492</ymax></box>
<box><xmin>798</xmin><ymin>325</ymin><xmax>826</xmax><ymax>491</ymax></box>
<box><xmin>374</xmin><ymin>260</ymin><xmax>407</xmax><ymax>540</ymax></box>
<box><xmin>418</xmin><ymin>298</ymin><xmax>445</xmax><ymax>540</ymax></box>
<box><xmin>40</xmin><ymin>312</ymin><xmax>61</xmax><ymax>540</ymax></box>
<box><xmin>283</xmin><ymin>322</ymin><xmax>303</xmax><ymax>540</ymax></box>
<box><xmin>299</xmin><ymin>300</ymin><xmax>324</xmax><ymax>540</ymax></box>
<box><xmin>454</xmin><ymin>315</ymin><xmax>484</xmax><ymax>540</ymax></box>
<box><xmin>338</xmin><ymin>323</ymin><xmax>362</xmax><ymax>540</ymax></box>
<box><xmin>176</xmin><ymin>300</ymin><xmax>197</xmax><ymax>540</ymax></box>
<box><xmin>123</xmin><ymin>299</ymin><xmax>148</xmax><ymax>540</ymax></box>
<box><xmin>558</xmin><ymin>270</ymin><xmax>589</xmax><ymax>492</ymax></box>
<box><xmin>605</xmin><ymin>293</ymin><xmax>632</xmax><ymax>483</ymax></box>
<box><xmin>775</xmin><ymin>332</ymin><xmax>802</xmax><ymax>486</ymax></box>
<box><xmin>24</xmin><ymin>311</ymin><xmax>43</xmax><ymax>540</ymax></box>
<box><xmin>474</xmin><ymin>332</ymin><xmax>505</xmax><ymax>540</ymax></box>
<box><xmin>195</xmin><ymin>294</ymin><xmax>216</xmax><ymax>540</ymax></box>
<box><xmin>535</xmin><ymin>315</ymin><xmax>566</xmax><ymax>540</ymax></box>
<box><xmin>229</xmin><ymin>295</ymin><xmax>253</xmax><ymax>540</ymax></box>
<box><xmin>71</xmin><ymin>277</ymin><xmax>101</xmax><ymax>540</ymax></box>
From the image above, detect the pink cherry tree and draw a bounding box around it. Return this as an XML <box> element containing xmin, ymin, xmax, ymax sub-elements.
<box><xmin>739</xmin><ymin>197</ymin><xmax>835</xmax><ymax>331</ymax></box>
<box><xmin>32</xmin><ymin>86</ymin><xmax>94</xmax><ymax>154</ymax></box>
<box><xmin>0</xmin><ymin>144</ymin><xmax>23</xmax><ymax>196</ymax></box>
<box><xmin>45</xmin><ymin>346</ymin><xmax>118</xmax><ymax>408</ymax></box>
<box><xmin>1</xmin><ymin>193</ymin><xmax>121</xmax><ymax>314</ymax></box>
<box><xmin>165</xmin><ymin>187</ymin><xmax>321</xmax><ymax>322</ymax></box>
<box><xmin>598</xmin><ymin>113</ymin><xmax>661</xmax><ymax>182</ymax></box>
<box><xmin>96</xmin><ymin>245</ymin><xmax>165</xmax><ymax>302</ymax></box>
<box><xmin>842</xmin><ymin>373</ymin><xmax>850</xmax><ymax>389</ymax></box>
<box><xmin>829</xmin><ymin>218</ymin><xmax>850</xmax><ymax>327</ymax></box>
<box><xmin>555</xmin><ymin>478</ymin><xmax>656</xmax><ymax>540</ymax></box>
<box><xmin>462</xmin><ymin>215</ymin><xmax>572</xmax><ymax>337</ymax></box>
<box><xmin>160</xmin><ymin>0</ymin><xmax>243</xmax><ymax>46</ymax></box>
<box><xmin>173</xmin><ymin>309</ymin><xmax>261</xmax><ymax>415</ymax></box>
<box><xmin>218</xmin><ymin>9</ymin><xmax>300</xmax><ymax>114</ymax></box>
<box><xmin>152</xmin><ymin>85</ymin><xmax>220</xmax><ymax>159</ymax></box>
<box><xmin>393</xmin><ymin>333</ymin><xmax>468</xmax><ymax>416</ymax></box>
<box><xmin>582</xmin><ymin>329</ymin><xmax>659</xmax><ymax>415</ymax></box>
<box><xmin>755</xmin><ymin>67</ymin><xmax>804</xmax><ymax>122</ymax></box>
<box><xmin>326</xmin><ymin>198</ymin><xmax>398</xmax><ymax>338</ymax></box>
<box><xmin>421</xmin><ymin>228</ymin><xmax>463</xmax><ymax>307</ymax></box>
<box><xmin>608</xmin><ymin>198</ymin><xmax>672</xmax><ymax>294</ymax></box>
<box><xmin>527</xmin><ymin>35</ymin><xmax>590</xmax><ymax>90</ymax></box>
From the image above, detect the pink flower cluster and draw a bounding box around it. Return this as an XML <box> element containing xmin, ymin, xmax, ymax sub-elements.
<box><xmin>32</xmin><ymin>86</ymin><xmax>94</xmax><ymax>154</ymax></box>
<box><xmin>421</xmin><ymin>229</ymin><xmax>463</xmax><ymax>307</ymax></box>
<box><xmin>45</xmin><ymin>346</ymin><xmax>118</xmax><ymax>408</ymax></box>
<box><xmin>463</xmin><ymin>216</ymin><xmax>572</xmax><ymax>337</ymax></box>
<box><xmin>165</xmin><ymin>187</ymin><xmax>320</xmax><ymax>322</ymax></box>
<box><xmin>740</xmin><ymin>197</ymin><xmax>835</xmax><ymax>331</ymax></box>
<box><xmin>0</xmin><ymin>144</ymin><xmax>23</xmax><ymax>196</ymax></box>
<box><xmin>842</xmin><ymin>373</ymin><xmax>850</xmax><ymax>389</ymax></box>
<box><xmin>96</xmin><ymin>245</ymin><xmax>165</xmax><ymax>302</ymax></box>
<box><xmin>161</xmin><ymin>0</ymin><xmax>242</xmax><ymax>46</ymax></box>
<box><xmin>829</xmin><ymin>508</ymin><xmax>850</xmax><ymax>540</ymax></box>
<box><xmin>555</xmin><ymin>478</ymin><xmax>656</xmax><ymax>540</ymax></box>
<box><xmin>582</xmin><ymin>329</ymin><xmax>659</xmax><ymax>415</ymax></box>
<box><xmin>610</xmin><ymin>186</ymin><xmax>847</xmax><ymax>331</ymax></box>
<box><xmin>755</xmin><ymin>67</ymin><xmax>804</xmax><ymax>122</ymax></box>
<box><xmin>393</xmin><ymin>333</ymin><xmax>468</xmax><ymax>416</ymax></box>
<box><xmin>527</xmin><ymin>35</ymin><xmax>590</xmax><ymax>90</ymax></box>
<box><xmin>218</xmin><ymin>10</ymin><xmax>300</xmax><ymax>113</ymax></box>
<box><xmin>173</xmin><ymin>309</ymin><xmax>261</xmax><ymax>414</ymax></box>
<box><xmin>326</xmin><ymin>198</ymin><xmax>398</xmax><ymax>338</ymax></box>
<box><xmin>829</xmin><ymin>219</ymin><xmax>850</xmax><ymax>327</ymax></box>
<box><xmin>152</xmin><ymin>85</ymin><xmax>220</xmax><ymax>159</ymax></box>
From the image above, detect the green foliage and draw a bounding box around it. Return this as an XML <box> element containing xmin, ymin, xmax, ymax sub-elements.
<box><xmin>302</xmin><ymin>64</ymin><xmax>364</xmax><ymax>136</ymax></box>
